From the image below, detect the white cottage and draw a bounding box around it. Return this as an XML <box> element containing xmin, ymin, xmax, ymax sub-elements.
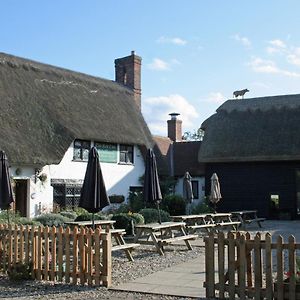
<box><xmin>0</xmin><ymin>51</ymin><xmax>153</xmax><ymax>217</ymax></box>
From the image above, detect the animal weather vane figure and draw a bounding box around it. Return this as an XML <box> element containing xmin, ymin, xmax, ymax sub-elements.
<box><xmin>233</xmin><ymin>89</ymin><xmax>249</xmax><ymax>99</ymax></box>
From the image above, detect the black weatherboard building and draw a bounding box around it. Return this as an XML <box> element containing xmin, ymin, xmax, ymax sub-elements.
<box><xmin>198</xmin><ymin>94</ymin><xmax>300</xmax><ymax>220</ymax></box>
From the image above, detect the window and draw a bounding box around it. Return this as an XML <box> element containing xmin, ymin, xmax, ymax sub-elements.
<box><xmin>191</xmin><ymin>180</ymin><xmax>199</xmax><ymax>199</ymax></box>
<box><xmin>119</xmin><ymin>144</ymin><xmax>134</xmax><ymax>164</ymax></box>
<box><xmin>53</xmin><ymin>184</ymin><xmax>82</xmax><ymax>209</ymax></box>
<box><xmin>73</xmin><ymin>139</ymin><xmax>90</xmax><ymax>161</ymax></box>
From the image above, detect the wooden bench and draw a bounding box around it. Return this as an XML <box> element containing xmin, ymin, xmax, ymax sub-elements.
<box><xmin>112</xmin><ymin>243</ymin><xmax>140</xmax><ymax>252</ymax></box>
<box><xmin>186</xmin><ymin>224</ymin><xmax>216</xmax><ymax>233</ymax></box>
<box><xmin>230</xmin><ymin>211</ymin><xmax>266</xmax><ymax>229</ymax></box>
<box><xmin>215</xmin><ymin>221</ymin><xmax>241</xmax><ymax>231</ymax></box>
<box><xmin>159</xmin><ymin>234</ymin><xmax>198</xmax><ymax>246</ymax></box>
<box><xmin>244</xmin><ymin>217</ymin><xmax>266</xmax><ymax>227</ymax></box>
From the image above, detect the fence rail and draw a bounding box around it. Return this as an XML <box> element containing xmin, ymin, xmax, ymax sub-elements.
<box><xmin>0</xmin><ymin>224</ymin><xmax>112</xmax><ymax>287</ymax></box>
<box><xmin>204</xmin><ymin>232</ymin><xmax>300</xmax><ymax>300</ymax></box>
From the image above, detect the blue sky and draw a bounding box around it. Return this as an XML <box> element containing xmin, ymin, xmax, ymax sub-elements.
<box><xmin>2</xmin><ymin>1</ymin><xmax>300</xmax><ymax>135</ymax></box>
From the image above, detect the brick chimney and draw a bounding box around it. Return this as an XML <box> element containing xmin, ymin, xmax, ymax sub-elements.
<box><xmin>115</xmin><ymin>51</ymin><xmax>142</xmax><ymax>109</ymax></box>
<box><xmin>167</xmin><ymin>113</ymin><xmax>182</xmax><ymax>142</ymax></box>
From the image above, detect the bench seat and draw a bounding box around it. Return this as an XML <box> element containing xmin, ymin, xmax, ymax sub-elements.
<box><xmin>244</xmin><ymin>218</ymin><xmax>266</xmax><ymax>224</ymax></box>
<box><xmin>159</xmin><ymin>234</ymin><xmax>198</xmax><ymax>245</ymax></box>
<box><xmin>112</xmin><ymin>243</ymin><xmax>140</xmax><ymax>252</ymax></box>
<box><xmin>187</xmin><ymin>224</ymin><xmax>216</xmax><ymax>229</ymax></box>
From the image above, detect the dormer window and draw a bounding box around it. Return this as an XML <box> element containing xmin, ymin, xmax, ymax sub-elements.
<box><xmin>119</xmin><ymin>144</ymin><xmax>134</xmax><ymax>164</ymax></box>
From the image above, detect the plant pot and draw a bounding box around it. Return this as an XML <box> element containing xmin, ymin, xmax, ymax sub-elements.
<box><xmin>274</xmin><ymin>282</ymin><xmax>300</xmax><ymax>299</ymax></box>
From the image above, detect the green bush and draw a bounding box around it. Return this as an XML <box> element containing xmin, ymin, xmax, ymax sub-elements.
<box><xmin>162</xmin><ymin>194</ymin><xmax>186</xmax><ymax>216</ymax></box>
<box><xmin>130</xmin><ymin>212</ymin><xmax>144</xmax><ymax>225</ymax></box>
<box><xmin>59</xmin><ymin>210</ymin><xmax>77</xmax><ymax>220</ymax></box>
<box><xmin>33</xmin><ymin>213</ymin><xmax>69</xmax><ymax>227</ymax></box>
<box><xmin>0</xmin><ymin>210</ymin><xmax>21</xmax><ymax>224</ymax></box>
<box><xmin>74</xmin><ymin>212</ymin><xmax>108</xmax><ymax>222</ymax></box>
<box><xmin>17</xmin><ymin>217</ymin><xmax>41</xmax><ymax>226</ymax></box>
<box><xmin>111</xmin><ymin>213</ymin><xmax>133</xmax><ymax>235</ymax></box>
<box><xmin>139</xmin><ymin>208</ymin><xmax>170</xmax><ymax>224</ymax></box>
<box><xmin>73</xmin><ymin>207</ymin><xmax>88</xmax><ymax>216</ymax></box>
<box><xmin>128</xmin><ymin>191</ymin><xmax>144</xmax><ymax>212</ymax></box>
<box><xmin>7</xmin><ymin>261</ymin><xmax>33</xmax><ymax>281</ymax></box>
<box><xmin>191</xmin><ymin>200</ymin><xmax>213</xmax><ymax>214</ymax></box>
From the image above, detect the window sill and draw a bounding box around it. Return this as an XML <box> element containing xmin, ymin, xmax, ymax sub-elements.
<box><xmin>118</xmin><ymin>162</ymin><xmax>134</xmax><ymax>166</ymax></box>
<box><xmin>72</xmin><ymin>159</ymin><xmax>88</xmax><ymax>162</ymax></box>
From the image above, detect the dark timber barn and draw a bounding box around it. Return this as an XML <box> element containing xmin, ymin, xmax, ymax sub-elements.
<box><xmin>198</xmin><ymin>94</ymin><xmax>300</xmax><ymax>220</ymax></box>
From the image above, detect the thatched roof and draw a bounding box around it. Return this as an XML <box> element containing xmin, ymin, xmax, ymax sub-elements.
<box><xmin>0</xmin><ymin>52</ymin><xmax>153</xmax><ymax>166</ymax></box>
<box><xmin>198</xmin><ymin>94</ymin><xmax>300</xmax><ymax>162</ymax></box>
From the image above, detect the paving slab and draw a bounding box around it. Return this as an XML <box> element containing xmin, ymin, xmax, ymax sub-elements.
<box><xmin>111</xmin><ymin>257</ymin><xmax>206</xmax><ymax>298</ymax></box>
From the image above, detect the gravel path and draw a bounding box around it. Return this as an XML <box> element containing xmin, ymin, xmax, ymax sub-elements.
<box><xmin>0</xmin><ymin>244</ymin><xmax>207</xmax><ymax>300</ymax></box>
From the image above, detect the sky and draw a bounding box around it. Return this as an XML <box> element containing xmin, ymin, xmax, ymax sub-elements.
<box><xmin>1</xmin><ymin>1</ymin><xmax>300</xmax><ymax>136</ymax></box>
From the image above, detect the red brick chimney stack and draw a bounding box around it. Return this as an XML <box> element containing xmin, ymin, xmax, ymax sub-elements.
<box><xmin>167</xmin><ymin>113</ymin><xmax>182</xmax><ymax>142</ymax></box>
<box><xmin>115</xmin><ymin>51</ymin><xmax>142</xmax><ymax>109</ymax></box>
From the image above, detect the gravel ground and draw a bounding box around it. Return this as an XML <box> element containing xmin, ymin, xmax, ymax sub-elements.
<box><xmin>0</xmin><ymin>244</ymin><xmax>207</xmax><ymax>300</ymax></box>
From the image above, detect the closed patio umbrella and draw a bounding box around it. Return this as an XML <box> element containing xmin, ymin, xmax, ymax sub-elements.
<box><xmin>0</xmin><ymin>151</ymin><xmax>14</xmax><ymax>223</ymax></box>
<box><xmin>183</xmin><ymin>172</ymin><xmax>194</xmax><ymax>214</ymax></box>
<box><xmin>79</xmin><ymin>147</ymin><xmax>110</xmax><ymax>228</ymax></box>
<box><xmin>143</xmin><ymin>148</ymin><xmax>163</xmax><ymax>223</ymax></box>
<box><xmin>210</xmin><ymin>173</ymin><xmax>222</xmax><ymax>213</ymax></box>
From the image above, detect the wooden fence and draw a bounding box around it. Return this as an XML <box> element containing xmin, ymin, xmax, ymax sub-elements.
<box><xmin>0</xmin><ymin>224</ymin><xmax>112</xmax><ymax>287</ymax></box>
<box><xmin>204</xmin><ymin>232</ymin><xmax>300</xmax><ymax>300</ymax></box>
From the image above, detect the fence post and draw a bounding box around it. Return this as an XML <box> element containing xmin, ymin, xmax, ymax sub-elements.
<box><xmin>288</xmin><ymin>235</ymin><xmax>296</xmax><ymax>300</ymax></box>
<box><xmin>205</xmin><ymin>231</ymin><xmax>215</xmax><ymax>299</ymax></box>
<box><xmin>94</xmin><ymin>228</ymin><xmax>101</xmax><ymax>286</ymax></box>
<box><xmin>228</xmin><ymin>232</ymin><xmax>235</xmax><ymax>300</ymax></box>
<box><xmin>239</xmin><ymin>234</ymin><xmax>246</xmax><ymax>299</ymax></box>
<box><xmin>218</xmin><ymin>231</ymin><xmax>225</xmax><ymax>299</ymax></box>
<box><xmin>254</xmin><ymin>233</ymin><xmax>262</xmax><ymax>300</ymax></box>
<box><xmin>265</xmin><ymin>233</ymin><xmax>273</xmax><ymax>300</ymax></box>
<box><xmin>102</xmin><ymin>227</ymin><xmax>112</xmax><ymax>287</ymax></box>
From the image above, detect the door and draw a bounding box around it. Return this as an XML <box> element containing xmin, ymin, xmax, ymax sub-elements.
<box><xmin>15</xmin><ymin>179</ymin><xmax>28</xmax><ymax>217</ymax></box>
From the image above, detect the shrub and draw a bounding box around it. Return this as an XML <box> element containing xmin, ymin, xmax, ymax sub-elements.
<box><xmin>33</xmin><ymin>213</ymin><xmax>69</xmax><ymax>227</ymax></box>
<box><xmin>130</xmin><ymin>212</ymin><xmax>144</xmax><ymax>225</ymax></box>
<box><xmin>73</xmin><ymin>207</ymin><xmax>88</xmax><ymax>216</ymax></box>
<box><xmin>191</xmin><ymin>200</ymin><xmax>213</xmax><ymax>214</ymax></box>
<box><xmin>74</xmin><ymin>212</ymin><xmax>108</xmax><ymax>222</ymax></box>
<box><xmin>162</xmin><ymin>194</ymin><xmax>186</xmax><ymax>216</ymax></box>
<box><xmin>111</xmin><ymin>213</ymin><xmax>133</xmax><ymax>235</ymax></box>
<box><xmin>7</xmin><ymin>261</ymin><xmax>33</xmax><ymax>281</ymax></box>
<box><xmin>59</xmin><ymin>210</ymin><xmax>77</xmax><ymax>220</ymax></box>
<box><xmin>139</xmin><ymin>208</ymin><xmax>170</xmax><ymax>224</ymax></box>
<box><xmin>128</xmin><ymin>191</ymin><xmax>144</xmax><ymax>212</ymax></box>
<box><xmin>0</xmin><ymin>210</ymin><xmax>20</xmax><ymax>224</ymax></box>
<box><xmin>17</xmin><ymin>217</ymin><xmax>41</xmax><ymax>226</ymax></box>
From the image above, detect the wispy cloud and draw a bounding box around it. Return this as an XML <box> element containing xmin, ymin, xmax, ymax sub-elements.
<box><xmin>269</xmin><ymin>39</ymin><xmax>286</xmax><ymax>48</ymax></box>
<box><xmin>147</xmin><ymin>58</ymin><xmax>170</xmax><ymax>71</ymax></box>
<box><xmin>232</xmin><ymin>34</ymin><xmax>251</xmax><ymax>47</ymax></box>
<box><xmin>157</xmin><ymin>36</ymin><xmax>187</xmax><ymax>46</ymax></box>
<box><xmin>248</xmin><ymin>57</ymin><xmax>300</xmax><ymax>77</ymax></box>
<box><xmin>142</xmin><ymin>94</ymin><xmax>198</xmax><ymax>135</ymax></box>
<box><xmin>205</xmin><ymin>92</ymin><xmax>226</xmax><ymax>104</ymax></box>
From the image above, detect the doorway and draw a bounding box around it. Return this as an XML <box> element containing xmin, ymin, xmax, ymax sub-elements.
<box><xmin>15</xmin><ymin>179</ymin><xmax>28</xmax><ymax>217</ymax></box>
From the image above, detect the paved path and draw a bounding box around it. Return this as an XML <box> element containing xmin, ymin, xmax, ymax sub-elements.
<box><xmin>111</xmin><ymin>256</ymin><xmax>206</xmax><ymax>298</ymax></box>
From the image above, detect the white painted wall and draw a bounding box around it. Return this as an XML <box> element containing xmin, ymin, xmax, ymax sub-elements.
<box><xmin>9</xmin><ymin>143</ymin><xmax>145</xmax><ymax>217</ymax></box>
<box><xmin>175</xmin><ymin>176</ymin><xmax>205</xmax><ymax>206</ymax></box>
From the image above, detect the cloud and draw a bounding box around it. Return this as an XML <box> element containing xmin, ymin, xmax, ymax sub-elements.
<box><xmin>248</xmin><ymin>57</ymin><xmax>300</xmax><ymax>77</ymax></box>
<box><xmin>269</xmin><ymin>39</ymin><xmax>286</xmax><ymax>48</ymax></box>
<box><xmin>286</xmin><ymin>47</ymin><xmax>300</xmax><ymax>66</ymax></box>
<box><xmin>142</xmin><ymin>94</ymin><xmax>199</xmax><ymax>135</ymax></box>
<box><xmin>157</xmin><ymin>36</ymin><xmax>187</xmax><ymax>46</ymax></box>
<box><xmin>205</xmin><ymin>92</ymin><xmax>226</xmax><ymax>104</ymax></box>
<box><xmin>147</xmin><ymin>58</ymin><xmax>170</xmax><ymax>71</ymax></box>
<box><xmin>232</xmin><ymin>34</ymin><xmax>251</xmax><ymax>47</ymax></box>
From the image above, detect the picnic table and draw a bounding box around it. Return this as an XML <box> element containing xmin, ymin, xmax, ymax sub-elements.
<box><xmin>65</xmin><ymin>220</ymin><xmax>140</xmax><ymax>261</ymax></box>
<box><xmin>133</xmin><ymin>222</ymin><xmax>197</xmax><ymax>255</ymax></box>
<box><xmin>230</xmin><ymin>210</ymin><xmax>266</xmax><ymax>229</ymax></box>
<box><xmin>209</xmin><ymin>213</ymin><xmax>241</xmax><ymax>231</ymax></box>
<box><xmin>171</xmin><ymin>214</ymin><xmax>216</xmax><ymax>234</ymax></box>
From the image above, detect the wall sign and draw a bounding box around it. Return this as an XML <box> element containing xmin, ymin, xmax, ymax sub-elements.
<box><xmin>95</xmin><ymin>143</ymin><xmax>118</xmax><ymax>163</ymax></box>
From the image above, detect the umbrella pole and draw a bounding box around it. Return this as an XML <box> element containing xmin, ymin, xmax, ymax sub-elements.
<box><xmin>156</xmin><ymin>202</ymin><xmax>162</xmax><ymax>224</ymax></box>
<box><xmin>92</xmin><ymin>213</ymin><xmax>95</xmax><ymax>230</ymax></box>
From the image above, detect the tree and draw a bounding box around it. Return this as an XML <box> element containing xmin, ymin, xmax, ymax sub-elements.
<box><xmin>182</xmin><ymin>128</ymin><xmax>204</xmax><ymax>141</ymax></box>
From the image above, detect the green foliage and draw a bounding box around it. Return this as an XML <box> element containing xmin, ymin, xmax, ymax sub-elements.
<box><xmin>17</xmin><ymin>217</ymin><xmax>41</xmax><ymax>226</ymax></box>
<box><xmin>0</xmin><ymin>210</ymin><xmax>21</xmax><ymax>224</ymax></box>
<box><xmin>111</xmin><ymin>213</ymin><xmax>133</xmax><ymax>235</ymax></box>
<box><xmin>159</xmin><ymin>176</ymin><xmax>178</xmax><ymax>198</ymax></box>
<box><xmin>128</xmin><ymin>191</ymin><xmax>144</xmax><ymax>212</ymax></box>
<box><xmin>162</xmin><ymin>194</ymin><xmax>186</xmax><ymax>216</ymax></box>
<box><xmin>74</xmin><ymin>212</ymin><xmax>109</xmax><ymax>222</ymax></box>
<box><xmin>130</xmin><ymin>212</ymin><xmax>145</xmax><ymax>225</ymax></box>
<box><xmin>139</xmin><ymin>208</ymin><xmax>170</xmax><ymax>224</ymax></box>
<box><xmin>73</xmin><ymin>207</ymin><xmax>89</xmax><ymax>216</ymax></box>
<box><xmin>33</xmin><ymin>213</ymin><xmax>69</xmax><ymax>227</ymax></box>
<box><xmin>109</xmin><ymin>194</ymin><xmax>125</xmax><ymax>204</ymax></box>
<box><xmin>182</xmin><ymin>128</ymin><xmax>204</xmax><ymax>141</ymax></box>
<box><xmin>7</xmin><ymin>261</ymin><xmax>33</xmax><ymax>281</ymax></box>
<box><xmin>59</xmin><ymin>210</ymin><xmax>77</xmax><ymax>220</ymax></box>
<box><xmin>191</xmin><ymin>200</ymin><xmax>213</xmax><ymax>214</ymax></box>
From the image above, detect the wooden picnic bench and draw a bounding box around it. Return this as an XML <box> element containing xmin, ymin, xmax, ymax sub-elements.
<box><xmin>65</xmin><ymin>220</ymin><xmax>140</xmax><ymax>261</ymax></box>
<box><xmin>230</xmin><ymin>210</ymin><xmax>266</xmax><ymax>229</ymax></box>
<box><xmin>134</xmin><ymin>222</ymin><xmax>197</xmax><ymax>255</ymax></box>
<box><xmin>209</xmin><ymin>213</ymin><xmax>241</xmax><ymax>231</ymax></box>
<box><xmin>171</xmin><ymin>214</ymin><xmax>216</xmax><ymax>234</ymax></box>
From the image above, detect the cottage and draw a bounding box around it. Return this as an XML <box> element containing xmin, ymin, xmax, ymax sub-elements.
<box><xmin>154</xmin><ymin>113</ymin><xmax>205</xmax><ymax>204</ymax></box>
<box><xmin>0</xmin><ymin>51</ymin><xmax>153</xmax><ymax>217</ymax></box>
<box><xmin>198</xmin><ymin>94</ymin><xmax>300</xmax><ymax>219</ymax></box>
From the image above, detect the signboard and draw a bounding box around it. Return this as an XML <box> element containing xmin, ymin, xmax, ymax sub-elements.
<box><xmin>95</xmin><ymin>143</ymin><xmax>118</xmax><ymax>163</ymax></box>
